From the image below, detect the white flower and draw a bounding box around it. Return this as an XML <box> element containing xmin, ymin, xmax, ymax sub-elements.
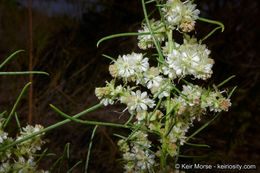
<box><xmin>162</xmin><ymin>0</ymin><xmax>200</xmax><ymax>31</ymax></box>
<box><xmin>201</xmin><ymin>90</ymin><xmax>231</xmax><ymax>112</ymax></box>
<box><xmin>133</xmin><ymin>146</ymin><xmax>155</xmax><ymax>171</ymax></box>
<box><xmin>131</xmin><ymin>131</ymin><xmax>151</xmax><ymax>147</ymax></box>
<box><xmin>164</xmin><ymin>37</ymin><xmax>214</xmax><ymax>79</ymax></box>
<box><xmin>100</xmin><ymin>98</ymin><xmax>114</xmax><ymax>106</ymax></box>
<box><xmin>143</xmin><ymin>67</ymin><xmax>163</xmax><ymax>89</ymax></box>
<box><xmin>129</xmin><ymin>53</ymin><xmax>149</xmax><ymax>73</ymax></box>
<box><xmin>0</xmin><ymin>131</ymin><xmax>8</xmax><ymax>143</ymax></box>
<box><xmin>168</xmin><ymin>122</ymin><xmax>188</xmax><ymax>146</ymax></box>
<box><xmin>136</xmin><ymin>110</ymin><xmax>148</xmax><ymax>122</ymax></box>
<box><xmin>115</xmin><ymin>55</ymin><xmax>135</xmax><ymax>78</ymax></box>
<box><xmin>122</xmin><ymin>90</ymin><xmax>155</xmax><ymax>113</ymax></box>
<box><xmin>17</xmin><ymin>124</ymin><xmax>45</xmax><ymax>155</ymax></box>
<box><xmin>162</xmin><ymin>65</ymin><xmax>177</xmax><ymax>79</ymax></box>
<box><xmin>150</xmin><ymin>79</ymin><xmax>172</xmax><ymax>99</ymax></box>
<box><xmin>111</xmin><ymin>52</ymin><xmax>149</xmax><ymax>82</ymax></box>
<box><xmin>178</xmin><ymin>85</ymin><xmax>202</xmax><ymax>106</ymax></box>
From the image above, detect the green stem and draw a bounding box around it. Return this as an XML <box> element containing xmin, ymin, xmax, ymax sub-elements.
<box><xmin>155</xmin><ymin>0</ymin><xmax>167</xmax><ymax>27</ymax></box>
<box><xmin>161</xmin><ymin>97</ymin><xmax>171</xmax><ymax>167</ymax></box>
<box><xmin>148</xmin><ymin>97</ymin><xmax>163</xmax><ymax>124</ymax></box>
<box><xmin>167</xmin><ymin>30</ymin><xmax>173</xmax><ymax>53</ymax></box>
<box><xmin>124</xmin><ymin>113</ymin><xmax>135</xmax><ymax>125</ymax></box>
<box><xmin>141</xmin><ymin>0</ymin><xmax>165</xmax><ymax>62</ymax></box>
<box><xmin>50</xmin><ymin>104</ymin><xmax>130</xmax><ymax>129</ymax></box>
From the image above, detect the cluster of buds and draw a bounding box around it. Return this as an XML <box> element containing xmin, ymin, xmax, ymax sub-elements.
<box><xmin>0</xmin><ymin>119</ymin><xmax>48</xmax><ymax>173</ymax></box>
<box><xmin>96</xmin><ymin>0</ymin><xmax>231</xmax><ymax>172</ymax></box>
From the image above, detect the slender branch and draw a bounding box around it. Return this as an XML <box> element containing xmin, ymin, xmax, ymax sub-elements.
<box><xmin>0</xmin><ymin>103</ymin><xmax>103</xmax><ymax>151</ymax></box>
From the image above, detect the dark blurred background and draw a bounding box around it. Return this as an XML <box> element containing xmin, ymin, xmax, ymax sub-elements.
<box><xmin>0</xmin><ymin>0</ymin><xmax>259</xmax><ymax>172</ymax></box>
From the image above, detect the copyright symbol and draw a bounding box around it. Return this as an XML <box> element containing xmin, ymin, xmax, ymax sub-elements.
<box><xmin>175</xmin><ymin>164</ymin><xmax>180</xmax><ymax>169</ymax></box>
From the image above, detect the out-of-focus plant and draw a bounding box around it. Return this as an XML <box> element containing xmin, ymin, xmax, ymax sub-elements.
<box><xmin>0</xmin><ymin>0</ymin><xmax>236</xmax><ymax>172</ymax></box>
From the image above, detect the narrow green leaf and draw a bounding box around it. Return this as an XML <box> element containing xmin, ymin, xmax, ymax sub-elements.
<box><xmin>0</xmin><ymin>103</ymin><xmax>103</xmax><ymax>152</ymax></box>
<box><xmin>217</xmin><ymin>75</ymin><xmax>236</xmax><ymax>88</ymax></box>
<box><xmin>50</xmin><ymin>156</ymin><xmax>63</xmax><ymax>172</ymax></box>
<box><xmin>102</xmin><ymin>54</ymin><xmax>116</xmax><ymax>62</ymax></box>
<box><xmin>198</xmin><ymin>17</ymin><xmax>225</xmax><ymax>32</ymax></box>
<box><xmin>184</xmin><ymin>142</ymin><xmax>210</xmax><ymax>148</ymax></box>
<box><xmin>145</xmin><ymin>0</ymin><xmax>155</xmax><ymax>4</ymax></box>
<box><xmin>0</xmin><ymin>50</ymin><xmax>24</xmax><ymax>70</ymax></box>
<box><xmin>200</xmin><ymin>26</ymin><xmax>222</xmax><ymax>43</ymax></box>
<box><xmin>59</xmin><ymin>143</ymin><xmax>71</xmax><ymax>173</ymax></box>
<box><xmin>14</xmin><ymin>112</ymin><xmax>22</xmax><ymax>132</ymax></box>
<box><xmin>35</xmin><ymin>148</ymin><xmax>54</xmax><ymax>163</ymax></box>
<box><xmin>0</xmin><ymin>71</ymin><xmax>49</xmax><ymax>75</ymax></box>
<box><xmin>186</xmin><ymin>112</ymin><xmax>221</xmax><ymax>141</ymax></box>
<box><xmin>85</xmin><ymin>125</ymin><xmax>98</xmax><ymax>173</ymax></box>
<box><xmin>97</xmin><ymin>32</ymin><xmax>163</xmax><ymax>47</ymax></box>
<box><xmin>228</xmin><ymin>86</ymin><xmax>237</xmax><ymax>99</ymax></box>
<box><xmin>68</xmin><ymin>161</ymin><xmax>82</xmax><ymax>173</ymax></box>
<box><xmin>3</xmin><ymin>82</ymin><xmax>31</xmax><ymax>128</ymax></box>
<box><xmin>0</xmin><ymin>111</ymin><xmax>6</xmax><ymax>119</ymax></box>
<box><xmin>66</xmin><ymin>143</ymin><xmax>71</xmax><ymax>160</ymax></box>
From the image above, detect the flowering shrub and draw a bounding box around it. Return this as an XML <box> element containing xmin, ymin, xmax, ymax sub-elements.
<box><xmin>0</xmin><ymin>1</ymin><xmax>236</xmax><ymax>172</ymax></box>
<box><xmin>95</xmin><ymin>0</ymin><xmax>234</xmax><ymax>172</ymax></box>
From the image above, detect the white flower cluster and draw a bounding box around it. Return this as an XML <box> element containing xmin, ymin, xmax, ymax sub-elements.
<box><xmin>109</xmin><ymin>52</ymin><xmax>149</xmax><ymax>80</ymax></box>
<box><xmin>162</xmin><ymin>0</ymin><xmax>200</xmax><ymax>32</ymax></box>
<box><xmin>163</xmin><ymin>37</ymin><xmax>214</xmax><ymax>80</ymax></box>
<box><xmin>0</xmin><ymin>119</ymin><xmax>48</xmax><ymax>173</ymax></box>
<box><xmin>176</xmin><ymin>84</ymin><xmax>231</xmax><ymax>113</ymax></box>
<box><xmin>118</xmin><ymin>131</ymin><xmax>156</xmax><ymax>173</ymax></box>
<box><xmin>95</xmin><ymin>0</ymin><xmax>231</xmax><ymax>171</ymax></box>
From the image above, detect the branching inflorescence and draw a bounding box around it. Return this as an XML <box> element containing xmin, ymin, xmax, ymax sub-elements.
<box><xmin>95</xmin><ymin>0</ymin><xmax>233</xmax><ymax>172</ymax></box>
